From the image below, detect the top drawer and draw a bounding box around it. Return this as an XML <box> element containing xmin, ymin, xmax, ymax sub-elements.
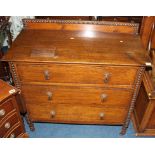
<box><xmin>16</xmin><ymin>63</ymin><xmax>138</xmax><ymax>86</ymax></box>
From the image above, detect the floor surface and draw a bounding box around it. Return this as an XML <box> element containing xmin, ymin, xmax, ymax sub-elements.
<box><xmin>24</xmin><ymin>120</ymin><xmax>137</xmax><ymax>138</ymax></box>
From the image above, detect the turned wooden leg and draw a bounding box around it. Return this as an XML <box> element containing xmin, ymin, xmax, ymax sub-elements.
<box><xmin>25</xmin><ymin>114</ymin><xmax>35</xmax><ymax>131</ymax></box>
<box><xmin>120</xmin><ymin>123</ymin><xmax>129</xmax><ymax>135</ymax></box>
<box><xmin>120</xmin><ymin>67</ymin><xmax>145</xmax><ymax>135</ymax></box>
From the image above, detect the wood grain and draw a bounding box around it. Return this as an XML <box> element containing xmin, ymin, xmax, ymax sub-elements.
<box><xmin>27</xmin><ymin>103</ymin><xmax>127</xmax><ymax>124</ymax></box>
<box><xmin>21</xmin><ymin>84</ymin><xmax>133</xmax><ymax>108</ymax></box>
<box><xmin>16</xmin><ymin>63</ymin><xmax>138</xmax><ymax>86</ymax></box>
<box><xmin>2</xmin><ymin>30</ymin><xmax>150</xmax><ymax>66</ymax></box>
<box><xmin>132</xmin><ymin>72</ymin><xmax>155</xmax><ymax>136</ymax></box>
<box><xmin>23</xmin><ymin>19</ymin><xmax>139</xmax><ymax>34</ymax></box>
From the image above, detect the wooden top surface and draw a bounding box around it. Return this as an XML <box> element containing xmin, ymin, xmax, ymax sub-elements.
<box><xmin>0</xmin><ymin>80</ymin><xmax>19</xmax><ymax>102</ymax></box>
<box><xmin>2</xmin><ymin>23</ymin><xmax>150</xmax><ymax>66</ymax></box>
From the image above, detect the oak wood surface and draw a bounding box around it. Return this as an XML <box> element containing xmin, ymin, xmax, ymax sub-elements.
<box><xmin>23</xmin><ymin>19</ymin><xmax>139</xmax><ymax>34</ymax></box>
<box><xmin>140</xmin><ymin>16</ymin><xmax>155</xmax><ymax>49</ymax></box>
<box><xmin>132</xmin><ymin>72</ymin><xmax>155</xmax><ymax>136</ymax></box>
<box><xmin>27</xmin><ymin>103</ymin><xmax>127</xmax><ymax>124</ymax></box>
<box><xmin>3</xmin><ymin>30</ymin><xmax>150</xmax><ymax>66</ymax></box>
<box><xmin>134</xmin><ymin>82</ymin><xmax>149</xmax><ymax>124</ymax></box>
<box><xmin>21</xmin><ymin>84</ymin><xmax>133</xmax><ymax>108</ymax></box>
<box><xmin>16</xmin><ymin>63</ymin><xmax>138</xmax><ymax>86</ymax></box>
<box><xmin>147</xmin><ymin>108</ymin><xmax>155</xmax><ymax>128</ymax></box>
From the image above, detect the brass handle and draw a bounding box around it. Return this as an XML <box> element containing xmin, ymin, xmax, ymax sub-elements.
<box><xmin>99</xmin><ymin>112</ymin><xmax>104</xmax><ymax>119</ymax></box>
<box><xmin>10</xmin><ymin>133</ymin><xmax>15</xmax><ymax>138</ymax></box>
<box><xmin>101</xmin><ymin>94</ymin><xmax>108</xmax><ymax>101</ymax></box>
<box><xmin>50</xmin><ymin>110</ymin><xmax>56</xmax><ymax>118</ymax></box>
<box><xmin>47</xmin><ymin>91</ymin><xmax>53</xmax><ymax>101</ymax></box>
<box><xmin>104</xmin><ymin>73</ymin><xmax>110</xmax><ymax>83</ymax></box>
<box><xmin>0</xmin><ymin>109</ymin><xmax>5</xmax><ymax>117</ymax></box>
<box><xmin>44</xmin><ymin>70</ymin><xmax>50</xmax><ymax>80</ymax></box>
<box><xmin>5</xmin><ymin>122</ymin><xmax>11</xmax><ymax>129</ymax></box>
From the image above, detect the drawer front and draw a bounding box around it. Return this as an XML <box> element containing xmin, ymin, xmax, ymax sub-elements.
<box><xmin>27</xmin><ymin>104</ymin><xmax>127</xmax><ymax>124</ymax></box>
<box><xmin>146</xmin><ymin>108</ymin><xmax>155</xmax><ymax>129</ymax></box>
<box><xmin>16</xmin><ymin>64</ymin><xmax>138</xmax><ymax>86</ymax></box>
<box><xmin>0</xmin><ymin>113</ymin><xmax>19</xmax><ymax>137</ymax></box>
<box><xmin>0</xmin><ymin>98</ymin><xmax>16</xmax><ymax>122</ymax></box>
<box><xmin>4</xmin><ymin>124</ymin><xmax>23</xmax><ymax>138</ymax></box>
<box><xmin>22</xmin><ymin>84</ymin><xmax>133</xmax><ymax>107</ymax></box>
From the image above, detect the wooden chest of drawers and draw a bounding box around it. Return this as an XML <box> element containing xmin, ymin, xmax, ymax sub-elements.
<box><xmin>132</xmin><ymin>72</ymin><xmax>155</xmax><ymax>136</ymax></box>
<box><xmin>0</xmin><ymin>80</ymin><xmax>28</xmax><ymax>138</ymax></box>
<box><xmin>2</xmin><ymin>19</ymin><xmax>151</xmax><ymax>135</ymax></box>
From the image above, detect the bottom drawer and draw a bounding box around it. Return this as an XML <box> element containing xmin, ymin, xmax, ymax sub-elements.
<box><xmin>27</xmin><ymin>104</ymin><xmax>128</xmax><ymax>124</ymax></box>
<box><xmin>4</xmin><ymin>124</ymin><xmax>23</xmax><ymax>138</ymax></box>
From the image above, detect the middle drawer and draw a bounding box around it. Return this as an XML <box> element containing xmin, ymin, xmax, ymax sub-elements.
<box><xmin>21</xmin><ymin>84</ymin><xmax>133</xmax><ymax>107</ymax></box>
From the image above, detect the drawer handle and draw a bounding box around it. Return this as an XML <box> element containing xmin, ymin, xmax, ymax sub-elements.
<box><xmin>44</xmin><ymin>70</ymin><xmax>50</xmax><ymax>80</ymax></box>
<box><xmin>47</xmin><ymin>91</ymin><xmax>53</xmax><ymax>101</ymax></box>
<box><xmin>104</xmin><ymin>73</ymin><xmax>110</xmax><ymax>83</ymax></box>
<box><xmin>99</xmin><ymin>112</ymin><xmax>104</xmax><ymax>120</ymax></box>
<box><xmin>0</xmin><ymin>109</ymin><xmax>5</xmax><ymax>117</ymax></box>
<box><xmin>101</xmin><ymin>94</ymin><xmax>108</xmax><ymax>101</ymax></box>
<box><xmin>4</xmin><ymin>122</ymin><xmax>11</xmax><ymax>129</ymax></box>
<box><xmin>10</xmin><ymin>133</ymin><xmax>15</xmax><ymax>138</ymax></box>
<box><xmin>50</xmin><ymin>110</ymin><xmax>56</xmax><ymax>118</ymax></box>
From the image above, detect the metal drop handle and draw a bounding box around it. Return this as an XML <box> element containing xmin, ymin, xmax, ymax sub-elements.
<box><xmin>5</xmin><ymin>122</ymin><xmax>11</xmax><ymax>129</ymax></box>
<box><xmin>0</xmin><ymin>109</ymin><xmax>5</xmax><ymax>117</ymax></box>
<box><xmin>50</xmin><ymin>110</ymin><xmax>56</xmax><ymax>118</ymax></box>
<box><xmin>47</xmin><ymin>91</ymin><xmax>53</xmax><ymax>101</ymax></box>
<box><xmin>99</xmin><ymin>112</ymin><xmax>105</xmax><ymax>119</ymax></box>
<box><xmin>10</xmin><ymin>133</ymin><xmax>15</xmax><ymax>138</ymax></box>
<box><xmin>44</xmin><ymin>70</ymin><xmax>50</xmax><ymax>80</ymax></box>
<box><xmin>104</xmin><ymin>73</ymin><xmax>110</xmax><ymax>83</ymax></box>
<box><xmin>101</xmin><ymin>94</ymin><xmax>108</xmax><ymax>101</ymax></box>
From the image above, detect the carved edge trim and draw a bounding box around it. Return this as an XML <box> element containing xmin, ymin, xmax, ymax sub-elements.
<box><xmin>23</xmin><ymin>19</ymin><xmax>139</xmax><ymax>26</ymax></box>
<box><xmin>23</xmin><ymin>19</ymin><xmax>139</xmax><ymax>33</ymax></box>
<box><xmin>120</xmin><ymin>67</ymin><xmax>145</xmax><ymax>135</ymax></box>
<box><xmin>9</xmin><ymin>62</ymin><xmax>21</xmax><ymax>89</ymax></box>
<box><xmin>9</xmin><ymin>62</ymin><xmax>34</xmax><ymax>131</ymax></box>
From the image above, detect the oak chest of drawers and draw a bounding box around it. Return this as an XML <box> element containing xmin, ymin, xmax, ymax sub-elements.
<box><xmin>2</xmin><ymin>19</ymin><xmax>151</xmax><ymax>135</ymax></box>
<box><xmin>0</xmin><ymin>80</ymin><xmax>28</xmax><ymax>138</ymax></box>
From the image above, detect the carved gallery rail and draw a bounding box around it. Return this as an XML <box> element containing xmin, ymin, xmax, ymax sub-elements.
<box><xmin>2</xmin><ymin>19</ymin><xmax>151</xmax><ymax>135</ymax></box>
